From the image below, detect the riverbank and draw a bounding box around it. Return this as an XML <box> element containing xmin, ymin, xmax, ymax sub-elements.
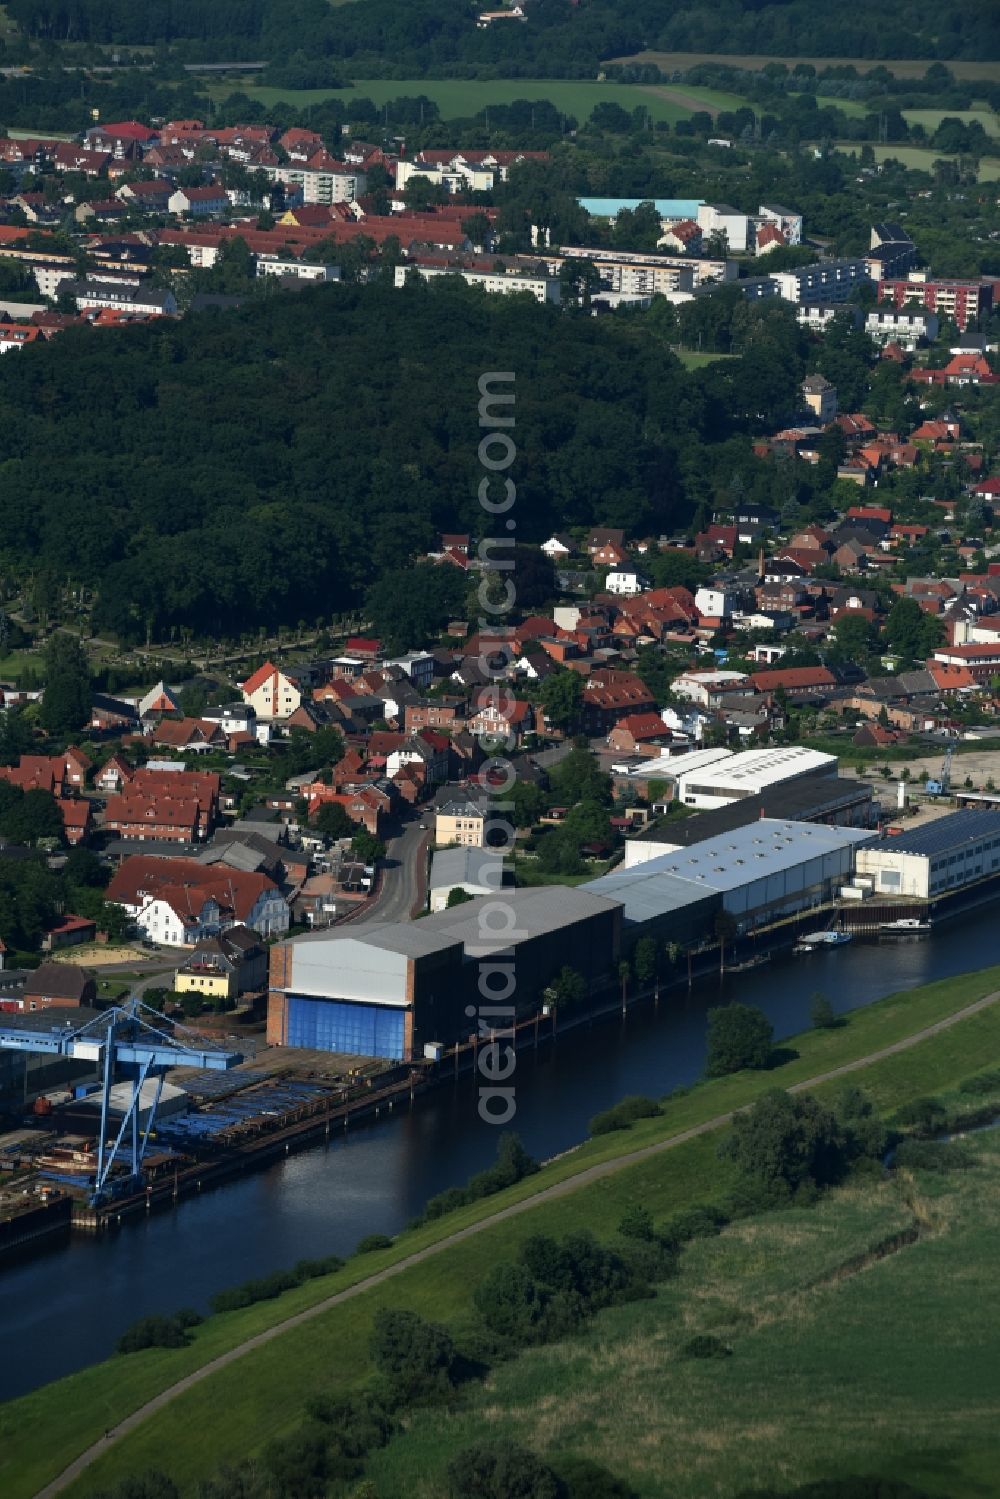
<box><xmin>5</xmin><ymin>963</ymin><xmax>1000</xmax><ymax>1499</ymax></box>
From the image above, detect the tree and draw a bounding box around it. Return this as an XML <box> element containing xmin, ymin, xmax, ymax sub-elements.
<box><xmin>505</xmin><ymin>780</ymin><xmax>545</xmax><ymax>829</ymax></box>
<box><xmin>548</xmin><ymin>965</ymin><xmax>586</xmax><ymax>1010</ymax></box>
<box><xmin>446</xmin><ymin>885</ymin><xmax>475</xmax><ymax>908</ymax></box>
<box><xmin>472</xmin><ymin>1262</ymin><xmax>545</xmax><ymax>1343</ymax></box>
<box><xmin>446</xmin><ymin>1441</ymin><xmax>563</xmax><ymax>1499</ymax></box>
<box><xmin>39</xmin><ymin>633</ymin><xmax>91</xmax><ymax>736</ymax></box>
<box><xmin>810</xmin><ymin>990</ymin><xmax>842</xmax><ymax>1030</ymax></box>
<box><xmin>540</xmin><ymin>669</ymin><xmax>582</xmax><ymax>732</ymax></box>
<box><xmin>705</xmin><ymin>1004</ymin><xmax>774</xmax><ymax>1078</ymax></box>
<box><xmin>547</xmin><ymin>749</ymin><xmax>611</xmax><ymax>806</ymax></box>
<box><xmin>369</xmin><ymin>1309</ymin><xmax>456</xmax><ymax>1403</ymax></box>
<box><xmin>313</xmin><ymin>803</ymin><xmax>355</xmax><ymax>840</ymax></box>
<box><xmin>721</xmin><ymin>1088</ymin><xmax>847</xmax><ymax>1193</ymax></box>
<box><xmin>366</xmin><ymin>564</ymin><xmax>466</xmax><ymax>654</ymax></box>
<box><xmin>352</xmin><ymin>831</ymin><xmax>385</xmax><ymax>863</ymax></box>
<box><xmin>632</xmin><ymin>937</ymin><xmax>657</xmax><ymax>988</ymax></box>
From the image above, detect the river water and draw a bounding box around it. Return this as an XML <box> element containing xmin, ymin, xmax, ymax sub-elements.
<box><xmin>2</xmin><ymin>911</ymin><xmax>998</xmax><ymax>1403</ymax></box>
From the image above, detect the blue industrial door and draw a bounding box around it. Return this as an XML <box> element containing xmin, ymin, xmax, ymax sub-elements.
<box><xmin>286</xmin><ymin>996</ymin><xmax>406</xmax><ymax>1059</ymax></box>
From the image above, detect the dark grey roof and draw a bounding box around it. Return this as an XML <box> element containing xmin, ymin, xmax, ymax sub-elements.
<box><xmin>868</xmin><ymin>808</ymin><xmax>1000</xmax><ymax>858</ymax></box>
<box><xmin>637</xmin><ymin>774</ymin><xmax>873</xmax><ymax>848</ymax></box>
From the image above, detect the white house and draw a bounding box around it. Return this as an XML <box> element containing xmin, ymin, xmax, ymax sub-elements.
<box><xmin>240</xmin><ymin>661</ymin><xmax>302</xmax><ymax>721</ymax></box>
<box><xmin>671</xmin><ymin>670</ymin><xmax>748</xmax><ymax>706</ymax></box>
<box><xmin>695</xmin><ymin>585</ymin><xmax>740</xmax><ymax>621</ymax></box>
<box><xmin>605</xmin><ymin>569</ymin><xmax>650</xmax><ymax>597</ymax></box>
<box><xmin>542</xmin><ymin>534</ymin><xmax>574</xmax><ymax>558</ymax></box>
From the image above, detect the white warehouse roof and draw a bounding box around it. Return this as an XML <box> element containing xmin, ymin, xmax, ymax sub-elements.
<box><xmin>622</xmin><ymin>747</ymin><xmax>733</xmax><ymax>782</ymax></box>
<box><xmin>674</xmin><ymin>745</ymin><xmax>836</xmax><ymax>795</ymax></box>
<box><xmin>586</xmin><ymin>818</ymin><xmax>873</xmax><ymax>925</ymax></box>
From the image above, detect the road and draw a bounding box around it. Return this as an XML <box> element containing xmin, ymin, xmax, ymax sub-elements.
<box><xmin>345</xmin><ymin>818</ymin><xmax>431</xmax><ymax>927</ymax></box>
<box><xmin>32</xmin><ymin>985</ymin><xmax>1000</xmax><ymax>1499</ymax></box>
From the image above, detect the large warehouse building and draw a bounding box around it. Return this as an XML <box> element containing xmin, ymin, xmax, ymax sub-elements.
<box><xmin>586</xmin><ymin>819</ymin><xmax>874</xmax><ymax>946</ymax></box>
<box><xmin>623</xmin><ymin>774</ymin><xmax>877</xmax><ymax>868</ymax></box>
<box><xmin>672</xmin><ymin>746</ymin><xmax>838</xmax><ymax>810</ymax></box>
<box><xmin>268</xmin><ymin>886</ymin><xmax>622</xmax><ymax>1060</ymax></box>
<box><xmin>853</xmin><ymin>808</ymin><xmax>1000</xmax><ymax>900</ymax></box>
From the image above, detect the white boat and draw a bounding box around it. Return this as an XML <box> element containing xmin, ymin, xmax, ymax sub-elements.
<box><xmin>880</xmin><ymin>917</ymin><xmax>932</xmax><ymax>934</ymax></box>
<box><xmin>797</xmin><ymin>930</ymin><xmax>853</xmax><ymax>948</ymax></box>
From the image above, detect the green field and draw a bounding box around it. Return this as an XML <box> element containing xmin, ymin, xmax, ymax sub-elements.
<box><xmin>903</xmin><ymin>106</ymin><xmax>1000</xmax><ymax>137</ymax></box>
<box><xmin>609</xmin><ymin>50</ymin><xmax>1000</xmax><ymax>82</ymax></box>
<box><xmin>366</xmin><ymin>1136</ymin><xmax>1000</xmax><ymax>1498</ymax></box>
<box><xmin>207</xmin><ymin>77</ymin><xmax>749</xmax><ymax>125</ymax></box>
<box><xmin>835</xmin><ymin>141</ymin><xmax>1000</xmax><ymax>180</ymax></box>
<box><xmin>4</xmin><ymin>965</ymin><xmax>1000</xmax><ymax>1498</ymax></box>
<box><xmin>673</xmin><ymin>349</ymin><xmax>736</xmax><ymax>368</ymax></box>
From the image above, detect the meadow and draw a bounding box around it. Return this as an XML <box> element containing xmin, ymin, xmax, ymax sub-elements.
<box><xmin>367</xmin><ymin>1135</ymin><xmax>1000</xmax><ymax>1498</ymax></box>
<box><xmin>206</xmin><ymin>77</ymin><xmax>749</xmax><ymax>125</ymax></box>
<box><xmin>4</xmin><ymin>965</ymin><xmax>1000</xmax><ymax>1497</ymax></box>
<box><xmin>835</xmin><ymin>142</ymin><xmax>1000</xmax><ymax>181</ymax></box>
<box><xmin>609</xmin><ymin>51</ymin><xmax>1000</xmax><ymax>83</ymax></box>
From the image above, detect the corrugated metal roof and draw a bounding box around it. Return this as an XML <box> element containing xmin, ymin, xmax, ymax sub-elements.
<box><xmin>866</xmin><ymin>808</ymin><xmax>1000</xmax><ymax>858</ymax></box>
<box><xmin>429</xmin><ymin>847</ymin><xmax>505</xmax><ymax>891</ymax></box>
<box><xmin>587</xmin><ymin>819</ymin><xmax>873</xmax><ymax>922</ymax></box>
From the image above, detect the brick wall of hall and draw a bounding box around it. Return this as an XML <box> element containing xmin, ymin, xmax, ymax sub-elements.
<box><xmin>266</xmin><ymin>944</ymin><xmax>293</xmax><ymax>1045</ymax></box>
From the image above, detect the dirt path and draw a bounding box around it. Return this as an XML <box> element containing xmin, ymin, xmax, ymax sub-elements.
<box><xmin>33</xmin><ymin>987</ymin><xmax>1000</xmax><ymax>1498</ymax></box>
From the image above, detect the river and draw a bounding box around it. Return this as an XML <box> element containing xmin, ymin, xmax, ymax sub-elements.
<box><xmin>2</xmin><ymin>910</ymin><xmax>997</xmax><ymax>1403</ymax></box>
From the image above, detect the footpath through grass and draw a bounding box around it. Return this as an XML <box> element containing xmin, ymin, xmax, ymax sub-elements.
<box><xmin>3</xmin><ymin>964</ymin><xmax>1000</xmax><ymax>1497</ymax></box>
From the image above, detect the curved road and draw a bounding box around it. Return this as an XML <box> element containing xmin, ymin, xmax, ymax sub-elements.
<box><xmin>33</xmin><ymin>986</ymin><xmax>1000</xmax><ymax>1498</ymax></box>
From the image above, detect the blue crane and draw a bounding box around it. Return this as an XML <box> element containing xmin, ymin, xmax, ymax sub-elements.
<box><xmin>0</xmin><ymin>999</ymin><xmax>242</xmax><ymax>1203</ymax></box>
<box><xmin>926</xmin><ymin>742</ymin><xmax>955</xmax><ymax>797</ymax></box>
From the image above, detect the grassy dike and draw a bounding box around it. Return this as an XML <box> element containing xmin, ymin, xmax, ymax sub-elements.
<box><xmin>3</xmin><ymin>964</ymin><xmax>1000</xmax><ymax>1497</ymax></box>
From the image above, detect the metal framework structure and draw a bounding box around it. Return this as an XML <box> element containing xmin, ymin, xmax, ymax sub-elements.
<box><xmin>0</xmin><ymin>999</ymin><xmax>242</xmax><ymax>1203</ymax></box>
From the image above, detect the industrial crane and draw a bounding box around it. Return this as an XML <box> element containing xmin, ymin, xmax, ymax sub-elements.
<box><xmin>925</xmin><ymin>742</ymin><xmax>955</xmax><ymax>798</ymax></box>
<box><xmin>0</xmin><ymin>998</ymin><xmax>242</xmax><ymax>1203</ymax></box>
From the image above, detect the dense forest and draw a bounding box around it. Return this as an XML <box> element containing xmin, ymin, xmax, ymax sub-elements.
<box><xmin>0</xmin><ymin>278</ymin><xmax>820</xmax><ymax>642</ymax></box>
<box><xmin>3</xmin><ymin>0</ymin><xmax>998</xmax><ymax>68</ymax></box>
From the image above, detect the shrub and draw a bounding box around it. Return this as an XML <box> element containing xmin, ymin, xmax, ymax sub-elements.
<box><xmin>117</xmin><ymin>1312</ymin><xmax>200</xmax><ymax>1354</ymax></box>
<box><xmin>446</xmin><ymin>1440</ymin><xmax>563</xmax><ymax>1499</ymax></box>
<box><xmin>705</xmin><ymin>1004</ymin><xmax>774</xmax><ymax>1077</ymax></box>
<box><xmin>589</xmin><ymin>1095</ymin><xmax>661</xmax><ymax>1136</ymax></box>
<box><xmin>660</xmin><ymin>1203</ymin><xmax>729</xmax><ymax>1250</ymax></box>
<box><xmin>355</xmin><ymin>1233</ymin><xmax>394</xmax><ymax>1254</ymax></box>
<box><xmin>556</xmin><ymin>1455</ymin><xmax>639</xmax><ymax>1498</ymax></box>
<box><xmin>369</xmin><ymin>1308</ymin><xmax>457</xmax><ymax>1403</ymax></box>
<box><xmin>957</xmin><ymin>1069</ymin><xmax>1000</xmax><ymax>1096</ymax></box>
<box><xmin>679</xmin><ymin>1333</ymin><xmax>732</xmax><ymax>1359</ymax></box>
<box><xmin>617</xmin><ymin>1204</ymin><xmax>655</xmax><ymax>1241</ymax></box>
<box><xmin>893</xmin><ymin>1139</ymin><xmax>974</xmax><ymax>1173</ymax></box>
<box><xmin>413</xmin><ymin>1133</ymin><xmax>538</xmax><ymax>1226</ymax></box>
<box><xmin>292</xmin><ymin>1254</ymin><xmax>344</xmax><ymax>1281</ymax></box>
<box><xmin>891</xmin><ymin>1097</ymin><xmax>947</xmax><ymax>1132</ymax></box>
<box><xmin>809</xmin><ymin>990</ymin><xmax>843</xmax><ymax>1030</ymax></box>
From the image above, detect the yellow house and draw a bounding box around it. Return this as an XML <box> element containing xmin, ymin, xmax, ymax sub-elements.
<box><xmin>175</xmin><ymin>967</ymin><xmax>234</xmax><ymax>1000</ymax></box>
<box><xmin>174</xmin><ymin>926</ymin><xmax>266</xmax><ymax>1002</ymax></box>
<box><xmin>434</xmin><ymin>796</ymin><xmax>487</xmax><ymax>849</ymax></box>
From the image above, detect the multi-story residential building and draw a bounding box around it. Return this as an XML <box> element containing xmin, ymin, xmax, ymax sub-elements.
<box><xmin>758</xmin><ymin>203</ymin><xmax>802</xmax><ymax>245</ymax></box>
<box><xmin>877</xmin><ymin>273</ymin><xmax>993</xmax><ymax>333</ymax></box>
<box><xmin>394</xmin><ymin>258</ymin><xmax>560</xmax><ymax>304</ymax></box>
<box><xmin>555</xmin><ymin>246</ymin><xmax>731</xmax><ymax>290</ymax></box>
<box><xmin>771</xmin><ymin>259</ymin><xmax>871</xmax><ymax>305</ymax></box>
<box><xmin>435</xmin><ymin>795</ymin><xmax>488</xmax><ymax>849</ymax></box>
<box><xmin>864</xmin><ymin>307</ymin><xmax>939</xmax><ymax>348</ymax></box>
<box><xmin>56</xmin><ymin>277</ymin><xmax>178</xmax><ymax>316</ymax></box>
<box><xmin>267</xmin><ymin>161</ymin><xmax>365</xmax><ymax>204</ymax></box>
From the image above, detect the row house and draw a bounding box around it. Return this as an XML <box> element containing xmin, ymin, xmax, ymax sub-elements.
<box><xmin>102</xmin><ymin>793</ymin><xmax>201</xmax><ymax>843</ymax></box>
